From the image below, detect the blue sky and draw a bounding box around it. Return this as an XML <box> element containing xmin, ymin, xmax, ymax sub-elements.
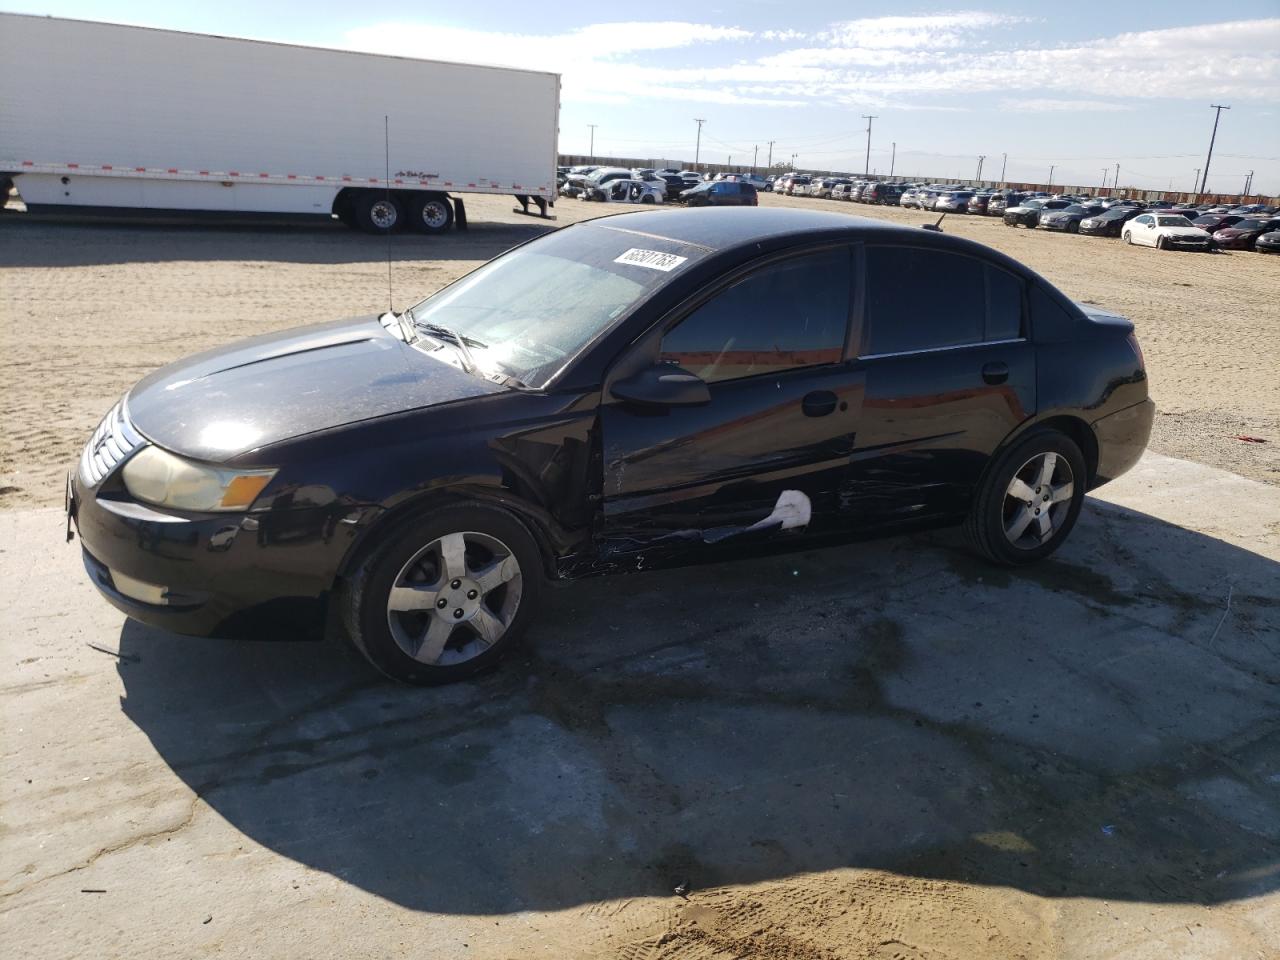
<box><xmin>13</xmin><ymin>2</ymin><xmax>1280</xmax><ymax>192</ymax></box>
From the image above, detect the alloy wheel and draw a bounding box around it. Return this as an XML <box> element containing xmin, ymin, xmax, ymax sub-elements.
<box><xmin>385</xmin><ymin>531</ymin><xmax>523</xmax><ymax>665</ymax></box>
<box><xmin>370</xmin><ymin>199</ymin><xmax>399</xmax><ymax>230</ymax></box>
<box><xmin>1001</xmin><ymin>453</ymin><xmax>1075</xmax><ymax>549</ymax></box>
<box><xmin>420</xmin><ymin>200</ymin><xmax>450</xmax><ymax>230</ymax></box>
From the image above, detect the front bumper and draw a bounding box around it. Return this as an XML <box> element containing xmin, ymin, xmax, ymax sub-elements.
<box><xmin>70</xmin><ymin>473</ymin><xmax>373</xmax><ymax>638</ymax></box>
<box><xmin>1092</xmin><ymin>399</ymin><xmax>1155</xmax><ymax>487</ymax></box>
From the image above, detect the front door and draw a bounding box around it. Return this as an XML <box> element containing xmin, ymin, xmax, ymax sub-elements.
<box><xmin>598</xmin><ymin>246</ymin><xmax>861</xmax><ymax>560</ymax></box>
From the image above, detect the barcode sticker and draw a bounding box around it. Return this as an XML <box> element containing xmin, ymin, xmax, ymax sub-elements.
<box><xmin>614</xmin><ymin>248</ymin><xmax>688</xmax><ymax>272</ymax></box>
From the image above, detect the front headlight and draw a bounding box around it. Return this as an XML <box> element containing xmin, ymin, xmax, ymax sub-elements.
<box><xmin>122</xmin><ymin>446</ymin><xmax>276</xmax><ymax>511</ymax></box>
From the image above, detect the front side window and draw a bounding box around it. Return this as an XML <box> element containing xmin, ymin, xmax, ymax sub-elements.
<box><xmin>1135</xmin><ymin>215</ymin><xmax>1153</xmax><ymax>225</ymax></box>
<box><xmin>660</xmin><ymin>248</ymin><xmax>851</xmax><ymax>383</ymax></box>
<box><xmin>863</xmin><ymin>246</ymin><xmax>1023</xmax><ymax>355</ymax></box>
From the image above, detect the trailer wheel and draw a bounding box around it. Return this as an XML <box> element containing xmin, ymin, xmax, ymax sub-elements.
<box><xmin>354</xmin><ymin>192</ymin><xmax>404</xmax><ymax>234</ymax></box>
<box><xmin>410</xmin><ymin>194</ymin><xmax>453</xmax><ymax>234</ymax></box>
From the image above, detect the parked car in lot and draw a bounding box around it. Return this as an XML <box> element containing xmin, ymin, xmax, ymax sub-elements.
<box><xmin>863</xmin><ymin>183</ymin><xmax>902</xmax><ymax>205</ymax></box>
<box><xmin>1122</xmin><ymin>212</ymin><xmax>1213</xmax><ymax>251</ymax></box>
<box><xmin>680</xmin><ymin>181</ymin><xmax>758</xmax><ymax>207</ymax></box>
<box><xmin>967</xmin><ymin>192</ymin><xmax>995</xmax><ymax>215</ymax></box>
<box><xmin>1255</xmin><ymin>230</ymin><xmax>1280</xmax><ymax>254</ymax></box>
<box><xmin>1080</xmin><ymin>206</ymin><xmax>1144</xmax><ymax>237</ymax></box>
<box><xmin>69</xmin><ymin>207</ymin><xmax>1153</xmax><ymax>685</ymax></box>
<box><xmin>831</xmin><ymin>183</ymin><xmax>854</xmax><ymax>201</ymax></box>
<box><xmin>591</xmin><ymin>178</ymin><xmax>665</xmax><ymax>205</ymax></box>
<box><xmin>1040</xmin><ymin>203</ymin><xmax>1106</xmax><ymax>233</ymax></box>
<box><xmin>1211</xmin><ymin>217</ymin><xmax>1280</xmax><ymax>250</ymax></box>
<box><xmin>785</xmin><ymin>175</ymin><xmax>812</xmax><ymax>196</ymax></box>
<box><xmin>812</xmin><ymin>178</ymin><xmax>852</xmax><ymax>199</ymax></box>
<box><xmin>1191</xmin><ymin>214</ymin><xmax>1247</xmax><ymax>234</ymax></box>
<box><xmin>933</xmin><ymin>191</ymin><xmax>974</xmax><ymax>213</ymax></box>
<box><xmin>1004</xmin><ymin>198</ymin><xmax>1071</xmax><ymax>228</ymax></box>
<box><xmin>987</xmin><ymin>193</ymin><xmax>1026</xmax><ymax>216</ymax></box>
<box><xmin>566</xmin><ymin>166</ymin><xmax>631</xmax><ymax>199</ymax></box>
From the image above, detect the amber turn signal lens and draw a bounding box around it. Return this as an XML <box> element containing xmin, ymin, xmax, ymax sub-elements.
<box><xmin>220</xmin><ymin>474</ymin><xmax>274</xmax><ymax>509</ymax></box>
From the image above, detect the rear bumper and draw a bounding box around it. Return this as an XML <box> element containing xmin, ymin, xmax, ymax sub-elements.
<box><xmin>1092</xmin><ymin>399</ymin><xmax>1155</xmax><ymax>487</ymax></box>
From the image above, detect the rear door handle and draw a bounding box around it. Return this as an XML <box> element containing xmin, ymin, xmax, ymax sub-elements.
<box><xmin>801</xmin><ymin>390</ymin><xmax>839</xmax><ymax>417</ymax></box>
<box><xmin>982</xmin><ymin>361</ymin><xmax>1009</xmax><ymax>385</ymax></box>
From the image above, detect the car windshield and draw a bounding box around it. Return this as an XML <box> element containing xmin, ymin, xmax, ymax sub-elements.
<box><xmin>1024</xmin><ymin>200</ymin><xmax>1045</xmax><ymax>209</ymax></box>
<box><xmin>1236</xmin><ymin>219</ymin><xmax>1271</xmax><ymax>230</ymax></box>
<box><xmin>1156</xmin><ymin>216</ymin><xmax>1190</xmax><ymax>227</ymax></box>
<box><xmin>406</xmin><ymin>225</ymin><xmax>703</xmax><ymax>388</ymax></box>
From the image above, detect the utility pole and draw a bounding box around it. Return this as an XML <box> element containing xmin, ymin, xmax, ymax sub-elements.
<box><xmin>889</xmin><ymin>142</ymin><xmax>896</xmax><ymax>178</ymax></box>
<box><xmin>1101</xmin><ymin>168</ymin><xmax>1108</xmax><ymax>191</ymax></box>
<box><xmin>1198</xmin><ymin>104</ymin><xmax>1229</xmax><ymax>196</ymax></box>
<box><xmin>1048</xmin><ymin>164</ymin><xmax>1055</xmax><ymax>187</ymax></box>
<box><xmin>791</xmin><ymin>153</ymin><xmax>797</xmax><ymax>171</ymax></box>
<box><xmin>766</xmin><ymin>140</ymin><xmax>775</xmax><ymax>169</ymax></box>
<box><xmin>693</xmin><ymin>118</ymin><xmax>705</xmax><ymax>170</ymax></box>
<box><xmin>976</xmin><ymin>155</ymin><xmax>985</xmax><ymax>182</ymax></box>
<box><xmin>1193</xmin><ymin>168</ymin><xmax>1200</xmax><ymax>194</ymax></box>
<box><xmin>1244</xmin><ymin>170</ymin><xmax>1253</xmax><ymax>196</ymax></box>
<box><xmin>752</xmin><ymin>144</ymin><xmax>758</xmax><ymax>172</ymax></box>
<box><xmin>1000</xmin><ymin>152</ymin><xmax>1007</xmax><ymax>182</ymax></box>
<box><xmin>727</xmin><ymin>155</ymin><xmax>732</xmax><ymax>169</ymax></box>
<box><xmin>861</xmin><ymin>115</ymin><xmax>877</xmax><ymax>177</ymax></box>
<box><xmin>587</xmin><ymin>124</ymin><xmax>597</xmax><ymax>158</ymax></box>
<box><xmin>1115</xmin><ymin>162</ymin><xmax>1120</xmax><ymax>193</ymax></box>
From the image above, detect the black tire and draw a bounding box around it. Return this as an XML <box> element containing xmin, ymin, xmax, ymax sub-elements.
<box><xmin>1156</xmin><ymin>236</ymin><xmax>1166</xmax><ymax>250</ymax></box>
<box><xmin>1067</xmin><ymin>220</ymin><xmax>1079</xmax><ymax>233</ymax></box>
<box><xmin>353</xmin><ymin>192</ymin><xmax>404</xmax><ymax>234</ymax></box>
<box><xmin>342</xmin><ymin>505</ymin><xmax>545</xmax><ymax>685</ymax></box>
<box><xmin>409</xmin><ymin>194</ymin><xmax>453</xmax><ymax>234</ymax></box>
<box><xmin>963</xmin><ymin>429</ymin><xmax>1087</xmax><ymax>566</ymax></box>
<box><xmin>641</xmin><ymin>195</ymin><xmax>656</xmax><ymax>205</ymax></box>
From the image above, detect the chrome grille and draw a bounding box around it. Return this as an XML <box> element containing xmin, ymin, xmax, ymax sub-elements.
<box><xmin>79</xmin><ymin>399</ymin><xmax>144</xmax><ymax>486</ymax></box>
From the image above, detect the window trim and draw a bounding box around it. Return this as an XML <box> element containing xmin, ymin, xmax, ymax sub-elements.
<box><xmin>856</xmin><ymin>242</ymin><xmax>1026</xmax><ymax>359</ymax></box>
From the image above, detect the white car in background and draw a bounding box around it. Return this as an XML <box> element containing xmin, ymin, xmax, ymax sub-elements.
<box><xmin>594</xmin><ymin>178</ymin><xmax>664</xmax><ymax>205</ymax></box>
<box><xmin>1121</xmin><ymin>212</ymin><xmax>1213</xmax><ymax>251</ymax></box>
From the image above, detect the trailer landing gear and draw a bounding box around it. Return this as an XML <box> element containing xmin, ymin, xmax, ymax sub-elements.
<box><xmin>512</xmin><ymin>195</ymin><xmax>556</xmax><ymax>220</ymax></box>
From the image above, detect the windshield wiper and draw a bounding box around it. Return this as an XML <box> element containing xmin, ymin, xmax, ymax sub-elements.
<box><xmin>411</xmin><ymin>318</ymin><xmax>487</xmax><ymax>375</ymax></box>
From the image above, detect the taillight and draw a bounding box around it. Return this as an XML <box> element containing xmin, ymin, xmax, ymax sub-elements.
<box><xmin>1126</xmin><ymin>332</ymin><xmax>1145</xmax><ymax>370</ymax></box>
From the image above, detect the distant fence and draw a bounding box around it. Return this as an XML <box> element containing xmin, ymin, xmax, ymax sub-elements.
<box><xmin>558</xmin><ymin>154</ymin><xmax>1277</xmax><ymax>206</ymax></box>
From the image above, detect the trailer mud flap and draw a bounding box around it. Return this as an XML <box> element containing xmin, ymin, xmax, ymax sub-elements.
<box><xmin>452</xmin><ymin>196</ymin><xmax>467</xmax><ymax>231</ymax></box>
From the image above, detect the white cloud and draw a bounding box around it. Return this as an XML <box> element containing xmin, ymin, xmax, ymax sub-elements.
<box><xmin>1001</xmin><ymin>98</ymin><xmax>1134</xmax><ymax>113</ymax></box>
<box><xmin>820</xmin><ymin>12</ymin><xmax>1026</xmax><ymax>50</ymax></box>
<box><xmin>342</xmin><ymin>15</ymin><xmax>1280</xmax><ymax>109</ymax></box>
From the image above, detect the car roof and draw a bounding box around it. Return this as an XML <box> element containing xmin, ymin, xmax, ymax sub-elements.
<box><xmin>577</xmin><ymin>207</ymin><xmax>989</xmax><ymax>254</ymax></box>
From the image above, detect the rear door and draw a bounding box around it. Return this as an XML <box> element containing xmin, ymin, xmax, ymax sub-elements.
<box><xmin>844</xmin><ymin>243</ymin><xmax>1035</xmax><ymax>527</ymax></box>
<box><xmin>598</xmin><ymin>245</ymin><xmax>862</xmax><ymax>554</ymax></box>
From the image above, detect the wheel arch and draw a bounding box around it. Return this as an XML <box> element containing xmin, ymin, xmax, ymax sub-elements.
<box><xmin>979</xmin><ymin>414</ymin><xmax>1100</xmax><ymax>499</ymax></box>
<box><xmin>334</xmin><ymin>486</ymin><xmax>564</xmax><ymax>588</ymax></box>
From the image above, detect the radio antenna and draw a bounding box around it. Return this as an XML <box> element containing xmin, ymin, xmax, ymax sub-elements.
<box><xmin>384</xmin><ymin>114</ymin><xmax>394</xmax><ymax>314</ymax></box>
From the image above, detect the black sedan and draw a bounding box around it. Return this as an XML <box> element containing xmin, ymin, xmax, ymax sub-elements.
<box><xmin>1255</xmin><ymin>230</ymin><xmax>1280</xmax><ymax>254</ymax></box>
<box><xmin>680</xmin><ymin>181</ymin><xmax>758</xmax><ymax>207</ymax></box>
<box><xmin>69</xmin><ymin>208</ymin><xmax>1153</xmax><ymax>685</ymax></box>
<box><xmin>1040</xmin><ymin>203</ymin><xmax>1106</xmax><ymax>232</ymax></box>
<box><xmin>1079</xmin><ymin>206</ymin><xmax>1143</xmax><ymax>237</ymax></box>
<box><xmin>1004</xmin><ymin>198</ymin><xmax>1071</xmax><ymax>228</ymax></box>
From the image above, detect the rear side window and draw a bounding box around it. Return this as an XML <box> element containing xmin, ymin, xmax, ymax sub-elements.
<box><xmin>864</xmin><ymin>247</ymin><xmax>1024</xmax><ymax>355</ymax></box>
<box><xmin>661</xmin><ymin>248</ymin><xmax>851</xmax><ymax>382</ymax></box>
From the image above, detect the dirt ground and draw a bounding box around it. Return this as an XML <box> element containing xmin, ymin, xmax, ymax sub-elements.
<box><xmin>1</xmin><ymin>194</ymin><xmax>1278</xmax><ymax>960</ymax></box>
<box><xmin>0</xmin><ymin>191</ymin><xmax>1277</xmax><ymax>508</ymax></box>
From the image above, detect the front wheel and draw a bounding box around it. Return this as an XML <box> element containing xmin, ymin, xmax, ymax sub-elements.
<box><xmin>964</xmin><ymin>429</ymin><xmax>1086</xmax><ymax>566</ymax></box>
<box><xmin>1123</xmin><ymin>231</ymin><xmax>1132</xmax><ymax>244</ymax></box>
<box><xmin>1156</xmin><ymin>236</ymin><xmax>1166</xmax><ymax>250</ymax></box>
<box><xmin>343</xmin><ymin>505</ymin><xmax>544</xmax><ymax>684</ymax></box>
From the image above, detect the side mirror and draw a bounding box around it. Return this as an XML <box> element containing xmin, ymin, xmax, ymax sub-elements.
<box><xmin>611</xmin><ymin>364</ymin><xmax>710</xmax><ymax>408</ymax></box>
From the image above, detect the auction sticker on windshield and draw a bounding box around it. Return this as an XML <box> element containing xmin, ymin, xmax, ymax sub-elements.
<box><xmin>614</xmin><ymin>248</ymin><xmax>689</xmax><ymax>272</ymax></box>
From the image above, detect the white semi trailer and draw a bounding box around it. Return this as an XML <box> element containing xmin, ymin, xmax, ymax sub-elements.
<box><xmin>0</xmin><ymin>14</ymin><xmax>560</xmax><ymax>232</ymax></box>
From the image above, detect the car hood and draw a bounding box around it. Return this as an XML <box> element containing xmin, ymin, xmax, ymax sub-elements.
<box><xmin>1213</xmin><ymin>227</ymin><xmax>1256</xmax><ymax>237</ymax></box>
<box><xmin>1158</xmin><ymin>226</ymin><xmax>1210</xmax><ymax>237</ymax></box>
<box><xmin>126</xmin><ymin>316</ymin><xmax>506</xmax><ymax>461</ymax></box>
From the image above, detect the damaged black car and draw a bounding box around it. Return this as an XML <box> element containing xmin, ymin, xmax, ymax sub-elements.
<box><xmin>69</xmin><ymin>208</ymin><xmax>1153</xmax><ymax>684</ymax></box>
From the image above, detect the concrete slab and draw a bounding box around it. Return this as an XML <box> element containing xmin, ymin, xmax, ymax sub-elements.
<box><xmin>2</xmin><ymin>453</ymin><xmax>1277</xmax><ymax>959</ymax></box>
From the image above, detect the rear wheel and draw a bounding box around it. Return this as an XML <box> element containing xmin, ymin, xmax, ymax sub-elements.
<box><xmin>1156</xmin><ymin>236</ymin><xmax>1166</xmax><ymax>250</ymax></box>
<box><xmin>1067</xmin><ymin>220</ymin><xmax>1079</xmax><ymax>233</ymax></box>
<box><xmin>343</xmin><ymin>505</ymin><xmax>544</xmax><ymax>685</ymax></box>
<box><xmin>354</xmin><ymin>192</ymin><xmax>404</xmax><ymax>234</ymax></box>
<box><xmin>964</xmin><ymin>429</ymin><xmax>1086</xmax><ymax>566</ymax></box>
<box><xmin>410</xmin><ymin>194</ymin><xmax>453</xmax><ymax>234</ymax></box>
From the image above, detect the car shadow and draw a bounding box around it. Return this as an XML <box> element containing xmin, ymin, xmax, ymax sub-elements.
<box><xmin>114</xmin><ymin>498</ymin><xmax>1280</xmax><ymax>915</ymax></box>
<box><xmin>0</xmin><ymin>212</ymin><xmax>558</xmax><ymax>267</ymax></box>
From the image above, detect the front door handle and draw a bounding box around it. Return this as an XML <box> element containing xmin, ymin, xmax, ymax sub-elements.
<box><xmin>982</xmin><ymin>361</ymin><xmax>1009</xmax><ymax>385</ymax></box>
<box><xmin>801</xmin><ymin>390</ymin><xmax>839</xmax><ymax>417</ymax></box>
